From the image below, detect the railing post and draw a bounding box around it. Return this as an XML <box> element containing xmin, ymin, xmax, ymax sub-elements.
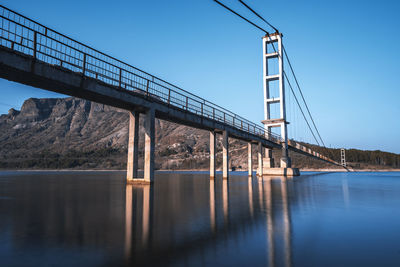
<box><xmin>185</xmin><ymin>97</ymin><xmax>188</xmax><ymax>110</ymax></box>
<box><xmin>146</xmin><ymin>80</ymin><xmax>150</xmax><ymax>96</ymax></box>
<box><xmin>33</xmin><ymin>31</ymin><xmax>37</xmax><ymax>59</ymax></box>
<box><xmin>212</xmin><ymin>108</ymin><xmax>215</xmax><ymax>120</ymax></box>
<box><xmin>82</xmin><ymin>53</ymin><xmax>86</xmax><ymax>76</ymax></box>
<box><xmin>168</xmin><ymin>90</ymin><xmax>171</xmax><ymax>104</ymax></box>
<box><xmin>201</xmin><ymin>103</ymin><xmax>204</xmax><ymax>116</ymax></box>
<box><xmin>233</xmin><ymin>117</ymin><xmax>235</xmax><ymax>127</ymax></box>
<box><xmin>119</xmin><ymin>68</ymin><xmax>122</xmax><ymax>88</ymax></box>
<box><xmin>223</xmin><ymin>113</ymin><xmax>226</xmax><ymax>124</ymax></box>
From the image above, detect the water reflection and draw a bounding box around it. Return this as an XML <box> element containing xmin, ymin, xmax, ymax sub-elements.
<box><xmin>248</xmin><ymin>177</ymin><xmax>254</xmax><ymax>219</ymax></box>
<box><xmin>281</xmin><ymin>178</ymin><xmax>292</xmax><ymax>267</ymax></box>
<box><xmin>222</xmin><ymin>178</ymin><xmax>229</xmax><ymax>224</ymax></box>
<box><xmin>123</xmin><ymin>174</ymin><xmax>294</xmax><ymax>266</ymax></box>
<box><xmin>264</xmin><ymin>178</ymin><xmax>275</xmax><ymax>267</ymax></box>
<box><xmin>210</xmin><ymin>179</ymin><xmax>216</xmax><ymax>232</ymax></box>
<box><xmin>342</xmin><ymin>176</ymin><xmax>350</xmax><ymax>208</ymax></box>
<box><xmin>6</xmin><ymin>171</ymin><xmax>398</xmax><ymax>266</ymax></box>
<box><xmin>125</xmin><ymin>184</ymin><xmax>152</xmax><ymax>259</ymax></box>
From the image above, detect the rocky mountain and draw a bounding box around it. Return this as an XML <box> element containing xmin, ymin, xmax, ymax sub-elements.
<box><xmin>1</xmin><ymin>97</ymin><xmax>397</xmax><ymax>170</ymax></box>
<box><xmin>0</xmin><ymin>97</ymin><xmax>261</xmax><ymax>170</ymax></box>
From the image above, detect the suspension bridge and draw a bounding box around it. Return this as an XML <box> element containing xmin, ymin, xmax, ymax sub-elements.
<box><xmin>0</xmin><ymin>3</ymin><xmax>341</xmax><ymax>184</ymax></box>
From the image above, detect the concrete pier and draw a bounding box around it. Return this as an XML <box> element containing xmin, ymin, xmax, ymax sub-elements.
<box><xmin>127</xmin><ymin>111</ymin><xmax>139</xmax><ymax>182</ymax></box>
<box><xmin>257</xmin><ymin>142</ymin><xmax>263</xmax><ymax>177</ymax></box>
<box><xmin>144</xmin><ymin>108</ymin><xmax>155</xmax><ymax>183</ymax></box>
<box><xmin>248</xmin><ymin>142</ymin><xmax>253</xmax><ymax>177</ymax></box>
<box><xmin>127</xmin><ymin>108</ymin><xmax>155</xmax><ymax>184</ymax></box>
<box><xmin>222</xmin><ymin>130</ymin><xmax>229</xmax><ymax>179</ymax></box>
<box><xmin>280</xmin><ymin>140</ymin><xmax>292</xmax><ymax>168</ymax></box>
<box><xmin>264</xmin><ymin>148</ymin><xmax>274</xmax><ymax>168</ymax></box>
<box><xmin>210</xmin><ymin>131</ymin><xmax>216</xmax><ymax>179</ymax></box>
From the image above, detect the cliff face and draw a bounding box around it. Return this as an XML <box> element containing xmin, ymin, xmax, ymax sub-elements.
<box><xmin>0</xmin><ymin>97</ymin><xmax>252</xmax><ymax>169</ymax></box>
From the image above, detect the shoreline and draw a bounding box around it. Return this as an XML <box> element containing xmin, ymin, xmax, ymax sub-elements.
<box><xmin>1</xmin><ymin>169</ymin><xmax>400</xmax><ymax>173</ymax></box>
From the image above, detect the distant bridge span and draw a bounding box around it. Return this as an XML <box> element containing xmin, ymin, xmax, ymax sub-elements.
<box><xmin>0</xmin><ymin>5</ymin><xmax>340</xmax><ymax>183</ymax></box>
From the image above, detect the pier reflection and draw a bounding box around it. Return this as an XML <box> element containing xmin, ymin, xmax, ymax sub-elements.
<box><xmin>125</xmin><ymin>184</ymin><xmax>152</xmax><ymax>259</ymax></box>
<box><xmin>124</xmin><ymin>174</ymin><xmax>295</xmax><ymax>266</ymax></box>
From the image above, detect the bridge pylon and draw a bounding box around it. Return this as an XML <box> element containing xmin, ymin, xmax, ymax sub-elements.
<box><xmin>341</xmin><ymin>148</ymin><xmax>347</xmax><ymax>167</ymax></box>
<box><xmin>261</xmin><ymin>32</ymin><xmax>299</xmax><ymax>176</ymax></box>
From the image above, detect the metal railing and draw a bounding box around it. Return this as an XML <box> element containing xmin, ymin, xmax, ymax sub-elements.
<box><xmin>0</xmin><ymin>5</ymin><xmax>283</xmax><ymax>144</ymax></box>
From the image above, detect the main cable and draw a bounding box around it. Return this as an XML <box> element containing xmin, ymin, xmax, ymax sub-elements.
<box><xmin>282</xmin><ymin>45</ymin><xmax>326</xmax><ymax>147</ymax></box>
<box><xmin>238</xmin><ymin>0</ymin><xmax>279</xmax><ymax>33</ymax></box>
<box><xmin>213</xmin><ymin>0</ymin><xmax>270</xmax><ymax>35</ymax></box>
<box><xmin>238</xmin><ymin>0</ymin><xmax>326</xmax><ymax>147</ymax></box>
<box><xmin>235</xmin><ymin>0</ymin><xmax>328</xmax><ymax>148</ymax></box>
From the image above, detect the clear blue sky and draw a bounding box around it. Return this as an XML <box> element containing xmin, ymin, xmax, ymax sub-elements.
<box><xmin>1</xmin><ymin>0</ymin><xmax>399</xmax><ymax>153</ymax></box>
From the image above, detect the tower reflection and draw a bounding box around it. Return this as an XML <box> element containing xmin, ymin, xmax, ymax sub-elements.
<box><xmin>264</xmin><ymin>177</ymin><xmax>293</xmax><ymax>267</ymax></box>
<box><xmin>281</xmin><ymin>177</ymin><xmax>292</xmax><ymax>267</ymax></box>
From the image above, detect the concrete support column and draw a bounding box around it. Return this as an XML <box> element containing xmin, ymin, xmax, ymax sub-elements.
<box><xmin>280</xmin><ymin>141</ymin><xmax>291</xmax><ymax>168</ymax></box>
<box><xmin>222</xmin><ymin>130</ymin><xmax>229</xmax><ymax>179</ymax></box>
<box><xmin>258</xmin><ymin>142</ymin><xmax>263</xmax><ymax>176</ymax></box>
<box><xmin>144</xmin><ymin>108</ymin><xmax>155</xmax><ymax>183</ymax></box>
<box><xmin>264</xmin><ymin>148</ymin><xmax>274</xmax><ymax>168</ymax></box>
<box><xmin>127</xmin><ymin>111</ymin><xmax>139</xmax><ymax>181</ymax></box>
<box><xmin>248</xmin><ymin>143</ymin><xmax>253</xmax><ymax>177</ymax></box>
<box><xmin>210</xmin><ymin>131</ymin><xmax>216</xmax><ymax>179</ymax></box>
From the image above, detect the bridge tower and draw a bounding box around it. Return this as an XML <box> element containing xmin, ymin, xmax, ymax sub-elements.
<box><xmin>261</xmin><ymin>32</ymin><xmax>298</xmax><ymax>176</ymax></box>
<box><xmin>341</xmin><ymin>148</ymin><xmax>346</xmax><ymax>167</ymax></box>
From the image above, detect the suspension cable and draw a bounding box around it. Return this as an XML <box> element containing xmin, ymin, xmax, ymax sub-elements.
<box><xmin>282</xmin><ymin>46</ymin><xmax>326</xmax><ymax>147</ymax></box>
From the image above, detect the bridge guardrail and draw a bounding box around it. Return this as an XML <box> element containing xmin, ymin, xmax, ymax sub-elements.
<box><xmin>0</xmin><ymin>5</ymin><xmax>283</xmax><ymax>144</ymax></box>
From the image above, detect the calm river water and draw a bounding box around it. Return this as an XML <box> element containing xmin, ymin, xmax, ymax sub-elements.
<box><xmin>1</xmin><ymin>171</ymin><xmax>400</xmax><ymax>266</ymax></box>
